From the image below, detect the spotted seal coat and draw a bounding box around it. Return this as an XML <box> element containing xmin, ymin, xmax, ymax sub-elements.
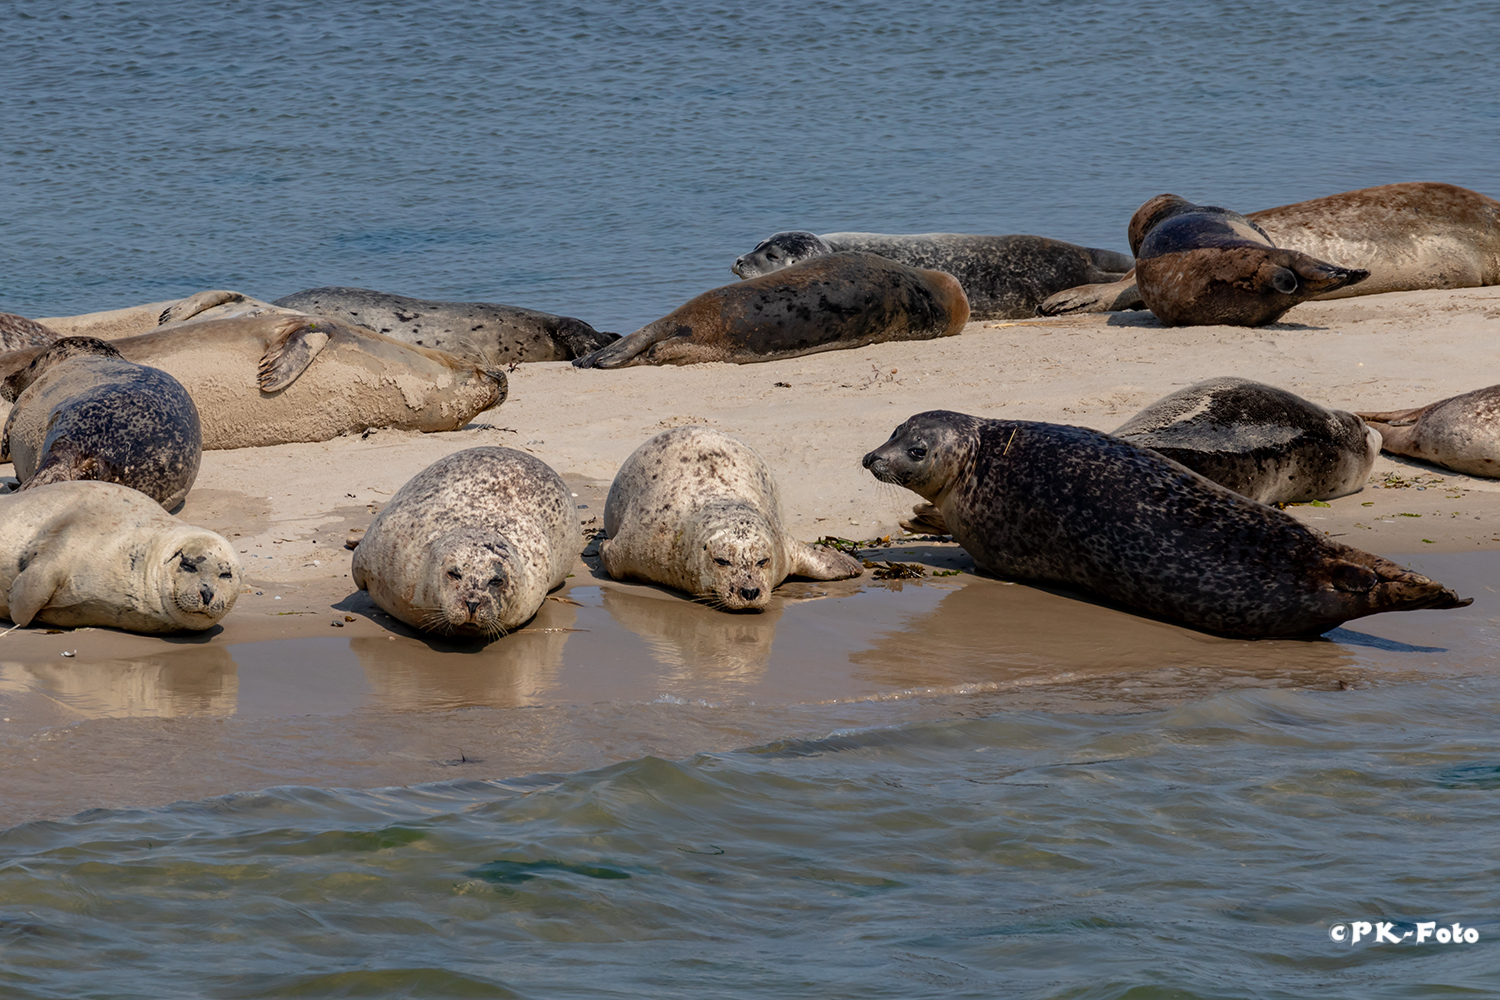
<box><xmin>730</xmin><ymin>231</ymin><xmax>1134</xmax><ymax>319</ymax></box>
<box><xmin>600</xmin><ymin>426</ymin><xmax>863</xmax><ymax>609</ymax></box>
<box><xmin>352</xmin><ymin>447</ymin><xmax>580</xmax><ymax>638</ymax></box>
<box><xmin>1357</xmin><ymin>385</ymin><xmax>1500</xmax><ymax>477</ymax></box>
<box><xmin>2</xmin><ymin>338</ymin><xmax>202</xmax><ymax>509</ymax></box>
<box><xmin>861</xmin><ymin>410</ymin><xmax>1470</xmax><ymax>637</ymax></box>
<box><xmin>574</xmin><ymin>252</ymin><xmax>969</xmax><ymax>368</ymax></box>
<box><xmin>0</xmin><ymin>481</ymin><xmax>241</xmax><ymax>633</ymax></box>
<box><xmin>0</xmin><ymin>312</ymin><xmax>59</xmax><ymax>354</ymax></box>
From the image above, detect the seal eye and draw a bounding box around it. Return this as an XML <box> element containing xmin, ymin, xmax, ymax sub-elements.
<box><xmin>219</xmin><ymin>570</ymin><xmax>234</xmax><ymax>580</ymax></box>
<box><xmin>907</xmin><ymin>446</ymin><xmax>927</xmax><ymax>460</ymax></box>
<box><xmin>489</xmin><ymin>576</ymin><xmax>503</xmax><ymax>587</ymax></box>
<box><xmin>447</xmin><ymin>567</ymin><xmax>463</xmax><ymax>580</ymax></box>
<box><xmin>713</xmin><ymin>557</ymin><xmax>732</xmax><ymax>567</ymax></box>
<box><xmin>756</xmin><ymin>558</ymin><xmax>770</xmax><ymax>568</ymax></box>
<box><xmin>766</xmin><ymin>251</ymin><xmax>779</xmax><ymax>261</ymax></box>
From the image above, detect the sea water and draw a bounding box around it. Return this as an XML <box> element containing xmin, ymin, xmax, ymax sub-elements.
<box><xmin>2</xmin><ymin>2</ymin><xmax>1499</xmax><ymax>996</ymax></box>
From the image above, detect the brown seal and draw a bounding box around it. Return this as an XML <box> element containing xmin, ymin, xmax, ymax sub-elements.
<box><xmin>1358</xmin><ymin>385</ymin><xmax>1500</xmax><ymax>477</ymax></box>
<box><xmin>574</xmin><ymin>252</ymin><xmax>969</xmax><ymax>368</ymax></box>
<box><xmin>861</xmin><ymin>410</ymin><xmax>1470</xmax><ymax>637</ymax></box>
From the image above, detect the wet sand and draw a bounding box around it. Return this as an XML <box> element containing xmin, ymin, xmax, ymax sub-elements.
<box><xmin>3</xmin><ymin>286</ymin><xmax>1499</xmax><ymax>823</ymax></box>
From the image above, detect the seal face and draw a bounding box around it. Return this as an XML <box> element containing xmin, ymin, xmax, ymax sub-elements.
<box><xmin>731</xmin><ymin>231</ymin><xmax>1134</xmax><ymax>319</ymax></box>
<box><xmin>351</xmin><ymin>447</ymin><xmax>580</xmax><ymax>638</ymax></box>
<box><xmin>575</xmin><ymin>252</ymin><xmax>970</xmax><ymax>368</ymax></box>
<box><xmin>0</xmin><ymin>481</ymin><xmax>240</xmax><ymax>633</ymax></box>
<box><xmin>600</xmin><ymin>426</ymin><xmax>863</xmax><ymax>609</ymax></box>
<box><xmin>2</xmin><ymin>337</ymin><xmax>202</xmax><ymax>509</ymax></box>
<box><xmin>861</xmin><ymin>411</ymin><xmax>1470</xmax><ymax>637</ymax></box>
<box><xmin>1358</xmin><ymin>384</ymin><xmax>1500</xmax><ymax>477</ymax></box>
<box><xmin>271</xmin><ymin>287</ymin><xmax>618</xmax><ymax>364</ymax></box>
<box><xmin>1113</xmin><ymin>377</ymin><xmax>1378</xmax><ymax>504</ymax></box>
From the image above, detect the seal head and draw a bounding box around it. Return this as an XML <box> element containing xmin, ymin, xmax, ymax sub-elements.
<box><xmin>731</xmin><ymin>231</ymin><xmax>835</xmax><ymax>278</ymax></box>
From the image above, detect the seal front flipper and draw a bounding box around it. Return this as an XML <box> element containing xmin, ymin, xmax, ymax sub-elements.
<box><xmin>6</xmin><ymin>549</ymin><xmax>67</xmax><ymax>627</ymax></box>
<box><xmin>159</xmin><ymin>290</ymin><xmax>246</xmax><ymax>326</ymax></box>
<box><xmin>258</xmin><ymin>319</ymin><xmax>332</xmax><ymax>392</ymax></box>
<box><xmin>899</xmin><ymin>502</ymin><xmax>949</xmax><ymax>536</ymax></box>
<box><xmin>790</xmin><ymin>542</ymin><xmax>864</xmax><ymax>581</ymax></box>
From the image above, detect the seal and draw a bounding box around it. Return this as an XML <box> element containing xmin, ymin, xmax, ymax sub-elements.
<box><xmin>0</xmin><ymin>314</ymin><xmax>507</xmax><ymax>450</ymax></box>
<box><xmin>271</xmin><ymin>286</ymin><xmax>618</xmax><ymax>364</ymax></box>
<box><xmin>352</xmin><ymin>447</ymin><xmax>580</xmax><ymax>638</ymax></box>
<box><xmin>1357</xmin><ymin>385</ymin><xmax>1500</xmax><ymax>477</ymax></box>
<box><xmin>575</xmin><ymin>252</ymin><xmax>969</xmax><ymax>368</ymax></box>
<box><xmin>34</xmin><ymin>289</ymin><xmax>297</xmax><ymax>339</ymax></box>
<box><xmin>861</xmin><ymin>411</ymin><xmax>1470</xmax><ymax>637</ymax></box>
<box><xmin>1131</xmin><ymin>195</ymin><xmax>1369</xmax><ymax>326</ymax></box>
<box><xmin>731</xmin><ymin>231</ymin><xmax>1134</xmax><ymax>319</ymax></box>
<box><xmin>1</xmin><ymin>337</ymin><xmax>202</xmax><ymax>509</ymax></box>
<box><xmin>600</xmin><ymin>426</ymin><xmax>863</xmax><ymax>608</ymax></box>
<box><xmin>1113</xmin><ymin>377</ymin><xmax>1379</xmax><ymax>504</ymax></box>
<box><xmin>0</xmin><ymin>480</ymin><xmax>241</xmax><ymax>633</ymax></box>
<box><xmin>1041</xmin><ymin>182</ymin><xmax>1500</xmax><ymax>315</ymax></box>
<box><xmin>0</xmin><ymin>312</ymin><xmax>58</xmax><ymax>354</ymax></box>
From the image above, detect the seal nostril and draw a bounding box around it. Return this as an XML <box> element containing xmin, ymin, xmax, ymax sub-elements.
<box><xmin>466</xmin><ymin>600</ymin><xmax>479</xmax><ymax>616</ymax></box>
<box><xmin>862</xmin><ymin>452</ymin><xmax>875</xmax><ymax>468</ymax></box>
<box><xmin>199</xmin><ymin>583</ymin><xmax>214</xmax><ymax>604</ymax></box>
<box><xmin>739</xmin><ymin>587</ymin><xmax>760</xmax><ymax>601</ymax></box>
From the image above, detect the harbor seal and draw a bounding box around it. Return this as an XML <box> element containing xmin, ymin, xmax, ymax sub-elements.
<box><xmin>0</xmin><ymin>480</ymin><xmax>241</xmax><ymax>633</ymax></box>
<box><xmin>1113</xmin><ymin>377</ymin><xmax>1378</xmax><ymax>504</ymax></box>
<box><xmin>730</xmin><ymin>232</ymin><xmax>1134</xmax><ymax>319</ymax></box>
<box><xmin>861</xmin><ymin>411</ymin><xmax>1470</xmax><ymax>637</ymax></box>
<box><xmin>1357</xmin><ymin>385</ymin><xmax>1500</xmax><ymax>477</ymax></box>
<box><xmin>600</xmin><ymin>426</ymin><xmax>863</xmax><ymax>609</ymax></box>
<box><xmin>352</xmin><ymin>447</ymin><xmax>580</xmax><ymax>638</ymax></box>
<box><xmin>1</xmin><ymin>338</ymin><xmax>202</xmax><ymax>509</ymax></box>
<box><xmin>1041</xmin><ymin>182</ymin><xmax>1500</xmax><ymax>315</ymax></box>
<box><xmin>0</xmin><ymin>312</ymin><xmax>58</xmax><ymax>353</ymax></box>
<box><xmin>271</xmin><ymin>286</ymin><xmax>618</xmax><ymax>364</ymax></box>
<box><xmin>1131</xmin><ymin>195</ymin><xmax>1369</xmax><ymax>326</ymax></box>
<box><xmin>574</xmin><ymin>252</ymin><xmax>969</xmax><ymax>368</ymax></box>
<box><xmin>0</xmin><ymin>314</ymin><xmax>506</xmax><ymax>450</ymax></box>
<box><xmin>34</xmin><ymin>290</ymin><xmax>296</xmax><ymax>339</ymax></box>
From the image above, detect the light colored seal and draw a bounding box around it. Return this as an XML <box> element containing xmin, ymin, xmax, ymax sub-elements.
<box><xmin>600</xmin><ymin>426</ymin><xmax>863</xmax><ymax>609</ymax></box>
<box><xmin>0</xmin><ymin>314</ymin><xmax>506</xmax><ymax>450</ymax></box>
<box><xmin>1357</xmin><ymin>385</ymin><xmax>1500</xmax><ymax>477</ymax></box>
<box><xmin>1131</xmin><ymin>195</ymin><xmax>1369</xmax><ymax>326</ymax></box>
<box><xmin>352</xmin><ymin>447</ymin><xmax>580</xmax><ymax>638</ymax></box>
<box><xmin>1041</xmin><ymin>182</ymin><xmax>1500</xmax><ymax>314</ymax></box>
<box><xmin>0</xmin><ymin>480</ymin><xmax>241</xmax><ymax>633</ymax></box>
<box><xmin>34</xmin><ymin>289</ymin><xmax>298</xmax><ymax>339</ymax></box>
<box><xmin>1113</xmin><ymin>377</ymin><xmax>1379</xmax><ymax>504</ymax></box>
<box><xmin>0</xmin><ymin>312</ymin><xmax>58</xmax><ymax>354</ymax></box>
<box><xmin>272</xmin><ymin>287</ymin><xmax>618</xmax><ymax>364</ymax></box>
<box><xmin>731</xmin><ymin>231</ymin><xmax>1134</xmax><ymax>319</ymax></box>
<box><xmin>2</xmin><ymin>337</ymin><xmax>202</xmax><ymax>509</ymax></box>
<box><xmin>574</xmin><ymin>252</ymin><xmax>969</xmax><ymax>368</ymax></box>
<box><xmin>862</xmin><ymin>411</ymin><xmax>1470</xmax><ymax>637</ymax></box>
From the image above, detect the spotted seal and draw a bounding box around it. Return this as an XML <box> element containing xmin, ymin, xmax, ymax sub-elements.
<box><xmin>352</xmin><ymin>447</ymin><xmax>580</xmax><ymax>638</ymax></box>
<box><xmin>1</xmin><ymin>337</ymin><xmax>202</xmax><ymax>509</ymax></box>
<box><xmin>0</xmin><ymin>480</ymin><xmax>241</xmax><ymax>633</ymax></box>
<box><xmin>1113</xmin><ymin>377</ymin><xmax>1378</xmax><ymax>504</ymax></box>
<box><xmin>271</xmin><ymin>286</ymin><xmax>618</xmax><ymax>364</ymax></box>
<box><xmin>600</xmin><ymin>426</ymin><xmax>863</xmax><ymax>609</ymax></box>
<box><xmin>0</xmin><ymin>312</ymin><xmax>59</xmax><ymax>354</ymax></box>
<box><xmin>862</xmin><ymin>411</ymin><xmax>1470</xmax><ymax>637</ymax></box>
<box><xmin>1357</xmin><ymin>385</ymin><xmax>1500</xmax><ymax>477</ymax></box>
<box><xmin>732</xmin><ymin>231</ymin><xmax>1133</xmax><ymax>320</ymax></box>
<box><xmin>574</xmin><ymin>252</ymin><xmax>969</xmax><ymax>368</ymax></box>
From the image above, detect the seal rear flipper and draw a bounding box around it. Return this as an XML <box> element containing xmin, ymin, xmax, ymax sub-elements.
<box><xmin>790</xmin><ymin>542</ymin><xmax>864</xmax><ymax>581</ymax></box>
<box><xmin>259</xmin><ymin>320</ymin><xmax>332</xmax><ymax>392</ymax></box>
<box><xmin>14</xmin><ymin>445</ymin><xmax>105</xmax><ymax>491</ymax></box>
<box><xmin>1039</xmin><ymin>275</ymin><xmax>1143</xmax><ymax>315</ymax></box>
<box><xmin>1329</xmin><ymin>551</ymin><xmax>1472</xmax><ymax>614</ymax></box>
<box><xmin>1354</xmin><ymin>403</ymin><xmax>1431</xmax><ymax>427</ymax></box>
<box><xmin>159</xmin><ymin>290</ymin><xmax>246</xmax><ymax>326</ymax></box>
<box><xmin>1289</xmin><ymin>256</ymin><xmax>1370</xmax><ymax>295</ymax></box>
<box><xmin>572</xmin><ymin>327</ymin><xmax>660</xmax><ymax>369</ymax></box>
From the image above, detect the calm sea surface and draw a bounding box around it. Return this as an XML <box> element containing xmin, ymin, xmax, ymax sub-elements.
<box><xmin>3</xmin><ymin>3</ymin><xmax>1499</xmax><ymax>996</ymax></box>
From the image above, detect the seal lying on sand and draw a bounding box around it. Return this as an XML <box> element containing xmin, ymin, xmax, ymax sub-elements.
<box><xmin>272</xmin><ymin>287</ymin><xmax>618</xmax><ymax>364</ymax></box>
<box><xmin>0</xmin><ymin>313</ymin><xmax>59</xmax><ymax>354</ymax></box>
<box><xmin>1131</xmin><ymin>195</ymin><xmax>1369</xmax><ymax>326</ymax></box>
<box><xmin>34</xmin><ymin>290</ymin><xmax>296</xmax><ymax>339</ymax></box>
<box><xmin>575</xmin><ymin>253</ymin><xmax>969</xmax><ymax>368</ymax></box>
<box><xmin>1041</xmin><ymin>182</ymin><xmax>1500</xmax><ymax>314</ymax></box>
<box><xmin>0</xmin><ymin>481</ymin><xmax>241</xmax><ymax>633</ymax></box>
<box><xmin>730</xmin><ymin>232</ymin><xmax>1134</xmax><ymax>319</ymax></box>
<box><xmin>601</xmin><ymin>426</ymin><xmax>863</xmax><ymax>609</ymax></box>
<box><xmin>1358</xmin><ymin>385</ymin><xmax>1500</xmax><ymax>477</ymax></box>
<box><xmin>0</xmin><ymin>314</ymin><xmax>506</xmax><ymax>450</ymax></box>
<box><xmin>352</xmin><ymin>447</ymin><xmax>580</xmax><ymax>638</ymax></box>
<box><xmin>1113</xmin><ymin>377</ymin><xmax>1378</xmax><ymax>504</ymax></box>
<box><xmin>2</xmin><ymin>338</ymin><xmax>202</xmax><ymax>509</ymax></box>
<box><xmin>862</xmin><ymin>411</ymin><xmax>1470</xmax><ymax>637</ymax></box>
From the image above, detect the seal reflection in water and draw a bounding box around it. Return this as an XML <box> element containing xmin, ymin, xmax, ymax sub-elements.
<box><xmin>0</xmin><ymin>481</ymin><xmax>240</xmax><ymax>633</ymax></box>
<box><xmin>1358</xmin><ymin>384</ymin><xmax>1500</xmax><ymax>477</ymax></box>
<box><xmin>352</xmin><ymin>447</ymin><xmax>580</xmax><ymax>639</ymax></box>
<box><xmin>862</xmin><ymin>411</ymin><xmax>1470</xmax><ymax>638</ymax></box>
<box><xmin>600</xmin><ymin>426</ymin><xmax>864</xmax><ymax>609</ymax></box>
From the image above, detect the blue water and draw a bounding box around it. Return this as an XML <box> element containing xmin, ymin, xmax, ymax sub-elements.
<box><xmin>3</xmin><ymin>3</ymin><xmax>1500</xmax><ymax>996</ymax></box>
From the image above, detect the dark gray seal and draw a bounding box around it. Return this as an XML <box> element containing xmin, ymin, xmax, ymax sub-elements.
<box><xmin>272</xmin><ymin>286</ymin><xmax>617</xmax><ymax>364</ymax></box>
<box><xmin>575</xmin><ymin>252</ymin><xmax>969</xmax><ymax>368</ymax></box>
<box><xmin>2</xmin><ymin>337</ymin><xmax>201</xmax><ymax>510</ymax></box>
<box><xmin>861</xmin><ymin>410</ymin><xmax>1470</xmax><ymax>637</ymax></box>
<box><xmin>1358</xmin><ymin>385</ymin><xmax>1500</xmax><ymax>477</ymax></box>
<box><xmin>1114</xmin><ymin>377</ymin><xmax>1379</xmax><ymax>504</ymax></box>
<box><xmin>731</xmin><ymin>231</ymin><xmax>1134</xmax><ymax>320</ymax></box>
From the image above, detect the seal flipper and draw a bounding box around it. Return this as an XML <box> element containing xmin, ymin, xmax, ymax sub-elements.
<box><xmin>159</xmin><ymin>289</ymin><xmax>246</xmax><ymax>326</ymax></box>
<box><xmin>789</xmin><ymin>542</ymin><xmax>864</xmax><ymax>581</ymax></box>
<box><xmin>1288</xmin><ymin>255</ymin><xmax>1370</xmax><ymax>295</ymax></box>
<box><xmin>14</xmin><ymin>441</ymin><xmax>106</xmax><ymax>491</ymax></box>
<box><xmin>899</xmin><ymin>503</ymin><xmax>949</xmax><ymax>536</ymax></box>
<box><xmin>551</xmin><ymin>318</ymin><xmax>620</xmax><ymax>360</ymax></box>
<box><xmin>1329</xmin><ymin>549</ymin><xmax>1472</xmax><ymax>618</ymax></box>
<box><xmin>1039</xmin><ymin>274</ymin><xmax>1143</xmax><ymax>315</ymax></box>
<box><xmin>572</xmin><ymin>323</ymin><xmax>667</xmax><ymax>369</ymax></box>
<box><xmin>6</xmin><ymin>550</ymin><xmax>67</xmax><ymax>627</ymax></box>
<box><xmin>259</xmin><ymin>320</ymin><xmax>331</xmax><ymax>392</ymax></box>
